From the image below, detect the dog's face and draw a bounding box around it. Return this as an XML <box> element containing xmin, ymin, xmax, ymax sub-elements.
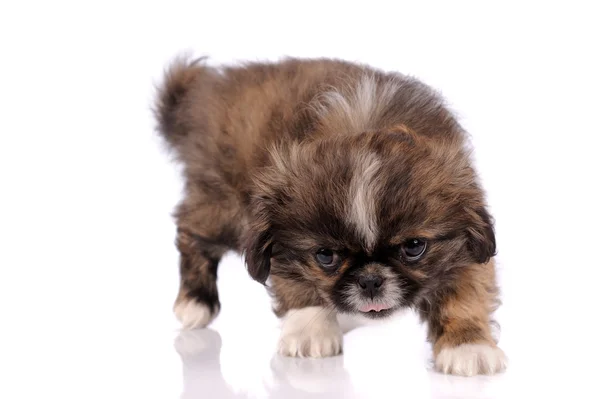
<box><xmin>243</xmin><ymin>128</ymin><xmax>495</xmax><ymax>318</ymax></box>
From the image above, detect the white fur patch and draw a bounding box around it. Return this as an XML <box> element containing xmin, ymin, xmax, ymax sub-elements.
<box><xmin>278</xmin><ymin>306</ymin><xmax>343</xmax><ymax>358</ymax></box>
<box><xmin>435</xmin><ymin>344</ymin><xmax>507</xmax><ymax>376</ymax></box>
<box><xmin>174</xmin><ymin>298</ymin><xmax>216</xmax><ymax>329</ymax></box>
<box><xmin>348</xmin><ymin>152</ymin><xmax>381</xmax><ymax>249</ymax></box>
<box><xmin>311</xmin><ymin>74</ymin><xmax>401</xmax><ymax>134</ymax></box>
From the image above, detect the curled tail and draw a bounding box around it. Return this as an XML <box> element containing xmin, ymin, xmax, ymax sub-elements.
<box><xmin>153</xmin><ymin>55</ymin><xmax>211</xmax><ymax>149</ymax></box>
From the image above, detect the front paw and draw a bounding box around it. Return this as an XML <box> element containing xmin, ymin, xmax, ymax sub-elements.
<box><xmin>277</xmin><ymin>306</ymin><xmax>343</xmax><ymax>358</ymax></box>
<box><xmin>435</xmin><ymin>343</ymin><xmax>507</xmax><ymax>376</ymax></box>
<box><xmin>174</xmin><ymin>297</ymin><xmax>219</xmax><ymax>330</ymax></box>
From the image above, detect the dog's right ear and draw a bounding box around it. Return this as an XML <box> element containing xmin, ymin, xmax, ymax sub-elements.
<box><xmin>242</xmin><ymin>219</ymin><xmax>273</xmax><ymax>285</ymax></box>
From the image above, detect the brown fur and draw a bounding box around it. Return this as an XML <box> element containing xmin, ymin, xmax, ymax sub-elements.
<box><xmin>427</xmin><ymin>259</ymin><xmax>500</xmax><ymax>355</ymax></box>
<box><xmin>153</xmin><ymin>55</ymin><xmax>502</xmax><ymax>373</ymax></box>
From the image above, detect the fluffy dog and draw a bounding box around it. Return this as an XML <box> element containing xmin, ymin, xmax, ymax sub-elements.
<box><xmin>154</xmin><ymin>56</ymin><xmax>506</xmax><ymax>376</ymax></box>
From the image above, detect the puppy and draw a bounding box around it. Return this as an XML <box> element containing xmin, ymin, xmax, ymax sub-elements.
<box><xmin>154</xmin><ymin>56</ymin><xmax>507</xmax><ymax>376</ymax></box>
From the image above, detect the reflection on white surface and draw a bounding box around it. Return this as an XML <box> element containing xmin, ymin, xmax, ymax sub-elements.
<box><xmin>173</xmin><ymin>299</ymin><xmax>515</xmax><ymax>399</ymax></box>
<box><xmin>175</xmin><ymin>328</ymin><xmax>355</xmax><ymax>398</ymax></box>
<box><xmin>175</xmin><ymin>329</ymin><xmax>243</xmax><ymax>399</ymax></box>
<box><xmin>270</xmin><ymin>355</ymin><xmax>351</xmax><ymax>396</ymax></box>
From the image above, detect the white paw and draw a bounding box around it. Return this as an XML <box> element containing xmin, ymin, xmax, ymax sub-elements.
<box><xmin>435</xmin><ymin>343</ymin><xmax>507</xmax><ymax>376</ymax></box>
<box><xmin>174</xmin><ymin>298</ymin><xmax>217</xmax><ymax>329</ymax></box>
<box><xmin>278</xmin><ymin>306</ymin><xmax>343</xmax><ymax>358</ymax></box>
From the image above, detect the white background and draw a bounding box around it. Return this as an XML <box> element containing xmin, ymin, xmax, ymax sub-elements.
<box><xmin>1</xmin><ymin>1</ymin><xmax>599</xmax><ymax>398</ymax></box>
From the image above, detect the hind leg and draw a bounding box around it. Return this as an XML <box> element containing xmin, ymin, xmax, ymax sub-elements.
<box><xmin>173</xmin><ymin>195</ymin><xmax>240</xmax><ymax>329</ymax></box>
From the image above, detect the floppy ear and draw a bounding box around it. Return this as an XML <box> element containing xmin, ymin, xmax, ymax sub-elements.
<box><xmin>242</xmin><ymin>220</ymin><xmax>273</xmax><ymax>284</ymax></box>
<box><xmin>465</xmin><ymin>206</ymin><xmax>497</xmax><ymax>264</ymax></box>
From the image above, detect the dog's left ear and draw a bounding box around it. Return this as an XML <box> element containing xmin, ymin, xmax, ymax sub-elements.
<box><xmin>465</xmin><ymin>206</ymin><xmax>497</xmax><ymax>264</ymax></box>
<box><xmin>242</xmin><ymin>219</ymin><xmax>273</xmax><ymax>285</ymax></box>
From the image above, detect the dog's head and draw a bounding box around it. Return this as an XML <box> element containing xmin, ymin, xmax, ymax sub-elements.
<box><xmin>243</xmin><ymin>128</ymin><xmax>495</xmax><ymax>318</ymax></box>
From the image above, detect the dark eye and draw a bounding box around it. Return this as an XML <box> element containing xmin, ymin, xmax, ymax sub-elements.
<box><xmin>400</xmin><ymin>239</ymin><xmax>427</xmax><ymax>261</ymax></box>
<box><xmin>316</xmin><ymin>248</ymin><xmax>337</xmax><ymax>267</ymax></box>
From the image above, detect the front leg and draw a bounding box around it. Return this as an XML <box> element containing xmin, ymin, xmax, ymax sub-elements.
<box><xmin>173</xmin><ymin>227</ymin><xmax>225</xmax><ymax>329</ymax></box>
<box><xmin>425</xmin><ymin>260</ymin><xmax>507</xmax><ymax>376</ymax></box>
<box><xmin>271</xmin><ymin>276</ymin><xmax>343</xmax><ymax>358</ymax></box>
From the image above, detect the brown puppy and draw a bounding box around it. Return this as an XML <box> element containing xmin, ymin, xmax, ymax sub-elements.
<box><xmin>154</xmin><ymin>56</ymin><xmax>506</xmax><ymax>376</ymax></box>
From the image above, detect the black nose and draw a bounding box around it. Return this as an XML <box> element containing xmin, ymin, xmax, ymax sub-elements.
<box><xmin>358</xmin><ymin>275</ymin><xmax>383</xmax><ymax>299</ymax></box>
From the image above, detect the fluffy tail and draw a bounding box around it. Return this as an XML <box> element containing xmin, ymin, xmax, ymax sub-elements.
<box><xmin>153</xmin><ymin>55</ymin><xmax>210</xmax><ymax>149</ymax></box>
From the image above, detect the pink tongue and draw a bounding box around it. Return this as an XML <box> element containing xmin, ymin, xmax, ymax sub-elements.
<box><xmin>359</xmin><ymin>303</ymin><xmax>390</xmax><ymax>312</ymax></box>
